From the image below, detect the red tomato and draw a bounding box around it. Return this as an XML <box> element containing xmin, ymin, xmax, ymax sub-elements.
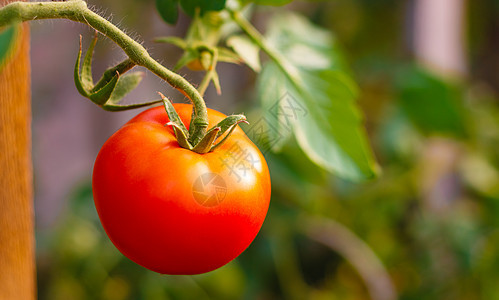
<box><xmin>92</xmin><ymin>104</ymin><xmax>271</xmax><ymax>275</ymax></box>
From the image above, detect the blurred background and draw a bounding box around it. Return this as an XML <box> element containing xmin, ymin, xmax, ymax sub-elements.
<box><xmin>31</xmin><ymin>0</ymin><xmax>499</xmax><ymax>299</ymax></box>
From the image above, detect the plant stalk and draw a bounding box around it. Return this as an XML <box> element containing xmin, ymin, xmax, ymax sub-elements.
<box><xmin>0</xmin><ymin>0</ymin><xmax>209</xmax><ymax>143</ymax></box>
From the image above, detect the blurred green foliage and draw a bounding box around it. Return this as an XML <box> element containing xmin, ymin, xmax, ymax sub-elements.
<box><xmin>0</xmin><ymin>23</ymin><xmax>19</xmax><ymax>70</ymax></box>
<box><xmin>36</xmin><ymin>0</ymin><xmax>499</xmax><ymax>299</ymax></box>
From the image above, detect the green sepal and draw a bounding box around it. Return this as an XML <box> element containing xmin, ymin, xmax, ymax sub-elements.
<box><xmin>199</xmin><ymin>51</ymin><xmax>212</xmax><ymax>70</ymax></box>
<box><xmin>154</xmin><ymin>36</ymin><xmax>187</xmax><ymax>49</ymax></box>
<box><xmin>211</xmin><ymin>70</ymin><xmax>221</xmax><ymax>95</ymax></box>
<box><xmin>160</xmin><ymin>92</ymin><xmax>189</xmax><ymax>134</ymax></box>
<box><xmin>166</xmin><ymin>121</ymin><xmax>193</xmax><ymax>149</ymax></box>
<box><xmin>159</xmin><ymin>92</ymin><xmax>193</xmax><ymax>149</ymax></box>
<box><xmin>92</xmin><ymin>59</ymin><xmax>135</xmax><ymax>93</ymax></box>
<box><xmin>100</xmin><ymin>72</ymin><xmax>158</xmax><ymax>111</ymax></box>
<box><xmin>81</xmin><ymin>32</ymin><xmax>98</xmax><ymax>90</ymax></box>
<box><xmin>89</xmin><ymin>71</ymin><xmax>119</xmax><ymax>105</ymax></box>
<box><xmin>217</xmin><ymin>47</ymin><xmax>242</xmax><ymax>64</ymax></box>
<box><xmin>173</xmin><ymin>49</ymin><xmax>199</xmax><ymax>71</ymax></box>
<box><xmin>108</xmin><ymin>72</ymin><xmax>144</xmax><ymax>103</ymax></box>
<box><xmin>74</xmin><ymin>35</ymin><xmax>146</xmax><ymax>109</ymax></box>
<box><xmin>214</xmin><ymin>114</ymin><xmax>247</xmax><ymax>137</ymax></box>
<box><xmin>102</xmin><ymin>99</ymin><xmax>163</xmax><ymax>111</ymax></box>
<box><xmin>74</xmin><ymin>36</ymin><xmax>90</xmax><ymax>97</ymax></box>
<box><xmin>192</xmin><ymin>126</ymin><xmax>221</xmax><ymax>153</ymax></box>
<box><xmin>210</xmin><ymin>115</ymin><xmax>248</xmax><ymax>150</ymax></box>
<box><xmin>211</xmin><ymin>123</ymin><xmax>238</xmax><ymax>151</ymax></box>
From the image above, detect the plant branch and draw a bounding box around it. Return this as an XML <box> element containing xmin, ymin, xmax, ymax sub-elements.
<box><xmin>0</xmin><ymin>0</ymin><xmax>208</xmax><ymax>143</ymax></box>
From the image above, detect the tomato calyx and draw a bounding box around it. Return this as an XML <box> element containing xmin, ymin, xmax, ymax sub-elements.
<box><xmin>74</xmin><ymin>33</ymin><xmax>163</xmax><ymax>111</ymax></box>
<box><xmin>158</xmin><ymin>92</ymin><xmax>248</xmax><ymax>154</ymax></box>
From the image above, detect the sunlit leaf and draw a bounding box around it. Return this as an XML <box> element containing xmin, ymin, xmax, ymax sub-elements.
<box><xmin>295</xmin><ymin>69</ymin><xmax>378</xmax><ymax>180</ymax></box>
<box><xmin>227</xmin><ymin>35</ymin><xmax>261</xmax><ymax>71</ymax></box>
<box><xmin>254</xmin><ymin>62</ymin><xmax>297</xmax><ymax>152</ymax></box>
<box><xmin>256</xmin><ymin>12</ymin><xmax>378</xmax><ymax>180</ymax></box>
<box><xmin>265</xmin><ymin>12</ymin><xmax>347</xmax><ymax>71</ymax></box>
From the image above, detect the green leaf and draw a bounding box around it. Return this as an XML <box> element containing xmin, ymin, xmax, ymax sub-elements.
<box><xmin>255</xmin><ymin>12</ymin><xmax>378</xmax><ymax>180</ymax></box>
<box><xmin>89</xmin><ymin>73</ymin><xmax>119</xmax><ymax>105</ymax></box>
<box><xmin>81</xmin><ymin>33</ymin><xmax>98</xmax><ymax>90</ymax></box>
<box><xmin>108</xmin><ymin>72</ymin><xmax>144</xmax><ymax>103</ymax></box>
<box><xmin>0</xmin><ymin>24</ymin><xmax>20</xmax><ymax>70</ymax></box>
<box><xmin>295</xmin><ymin>69</ymin><xmax>378</xmax><ymax>180</ymax></box>
<box><xmin>156</xmin><ymin>0</ymin><xmax>179</xmax><ymax>24</ymax></box>
<box><xmin>266</xmin><ymin>13</ymin><xmax>346</xmax><ymax>71</ymax></box>
<box><xmin>180</xmin><ymin>0</ymin><xmax>226</xmax><ymax>17</ymax></box>
<box><xmin>227</xmin><ymin>35</ymin><xmax>261</xmax><ymax>72</ymax></box>
<box><xmin>396</xmin><ymin>65</ymin><xmax>468</xmax><ymax>138</ymax></box>
<box><xmin>74</xmin><ymin>38</ymin><xmax>90</xmax><ymax>97</ymax></box>
<box><xmin>254</xmin><ymin>62</ymin><xmax>296</xmax><ymax>152</ymax></box>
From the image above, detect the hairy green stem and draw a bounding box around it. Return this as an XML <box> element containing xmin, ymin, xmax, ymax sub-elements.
<box><xmin>0</xmin><ymin>0</ymin><xmax>209</xmax><ymax>143</ymax></box>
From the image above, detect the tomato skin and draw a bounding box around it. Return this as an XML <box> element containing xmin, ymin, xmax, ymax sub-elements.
<box><xmin>92</xmin><ymin>104</ymin><xmax>271</xmax><ymax>275</ymax></box>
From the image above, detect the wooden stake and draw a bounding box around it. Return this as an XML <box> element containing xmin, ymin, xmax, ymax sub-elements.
<box><xmin>0</xmin><ymin>12</ymin><xmax>35</xmax><ymax>300</ymax></box>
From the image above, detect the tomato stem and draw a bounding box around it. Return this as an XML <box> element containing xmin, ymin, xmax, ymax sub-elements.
<box><xmin>0</xmin><ymin>0</ymin><xmax>209</xmax><ymax>144</ymax></box>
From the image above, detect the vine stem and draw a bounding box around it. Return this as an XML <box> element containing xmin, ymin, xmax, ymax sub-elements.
<box><xmin>0</xmin><ymin>0</ymin><xmax>208</xmax><ymax>144</ymax></box>
<box><xmin>229</xmin><ymin>10</ymin><xmax>302</xmax><ymax>86</ymax></box>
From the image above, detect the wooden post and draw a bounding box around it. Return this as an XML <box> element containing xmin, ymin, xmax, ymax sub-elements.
<box><xmin>0</xmin><ymin>0</ymin><xmax>35</xmax><ymax>297</ymax></box>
